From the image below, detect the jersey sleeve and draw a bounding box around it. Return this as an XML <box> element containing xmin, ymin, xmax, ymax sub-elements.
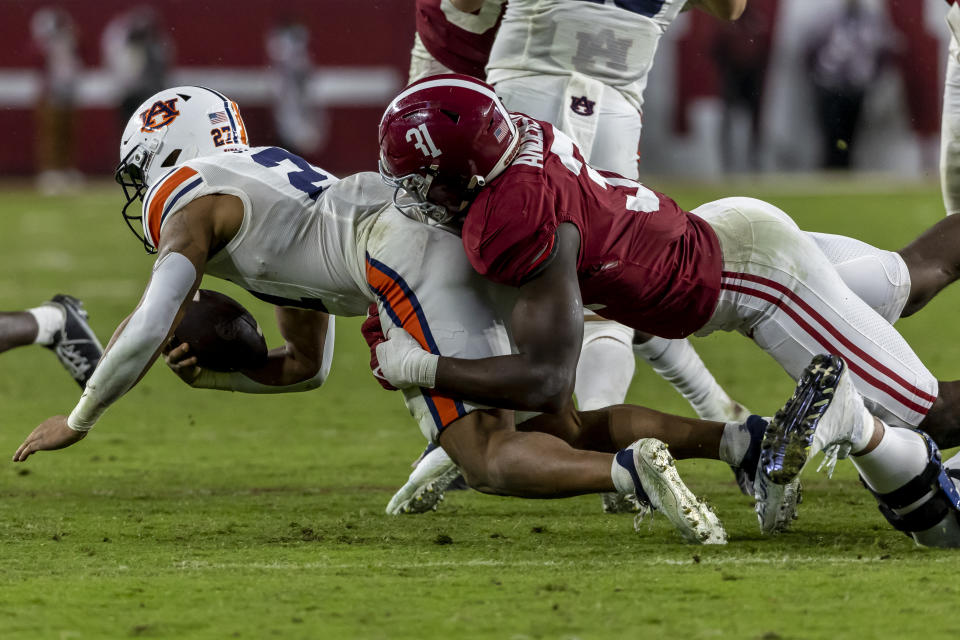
<box><xmin>140</xmin><ymin>165</ymin><xmax>208</xmax><ymax>250</ymax></box>
<box><xmin>461</xmin><ymin>180</ymin><xmax>558</xmax><ymax>287</ymax></box>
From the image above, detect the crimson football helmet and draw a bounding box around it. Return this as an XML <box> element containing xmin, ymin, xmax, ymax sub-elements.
<box><xmin>378</xmin><ymin>74</ymin><xmax>519</xmax><ymax>224</ymax></box>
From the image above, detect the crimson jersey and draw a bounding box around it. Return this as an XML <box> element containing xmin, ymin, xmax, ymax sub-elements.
<box><xmin>416</xmin><ymin>0</ymin><xmax>506</xmax><ymax>78</ymax></box>
<box><xmin>461</xmin><ymin>116</ymin><xmax>722</xmax><ymax>338</ymax></box>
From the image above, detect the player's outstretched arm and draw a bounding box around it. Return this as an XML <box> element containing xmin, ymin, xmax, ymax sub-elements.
<box><xmin>377</xmin><ymin>223</ymin><xmax>584</xmax><ymax>413</ymax></box>
<box><xmin>12</xmin><ymin>199</ymin><xmax>225</xmax><ymax>462</ymax></box>
<box><xmin>170</xmin><ymin>307</ymin><xmax>335</xmax><ymax>394</ymax></box>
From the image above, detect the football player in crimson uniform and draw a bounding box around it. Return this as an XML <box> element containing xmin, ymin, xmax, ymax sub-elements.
<box><xmin>377</xmin><ymin>75</ymin><xmax>960</xmax><ymax>541</ymax></box>
<box><xmin>398</xmin><ymin>0</ymin><xmax>754</xmax><ymax>514</ymax></box>
<box><xmin>421</xmin><ymin>0</ymin><xmax>750</xmax><ymax>424</ymax></box>
<box><xmin>0</xmin><ymin>296</ymin><xmax>102</xmax><ymax>388</ymax></box>
<box><xmin>482</xmin><ymin>0</ymin><xmax>751</xmax><ymax>429</ymax></box>
<box><xmin>15</xmin><ymin>85</ymin><xmax>845</xmax><ymax>543</ymax></box>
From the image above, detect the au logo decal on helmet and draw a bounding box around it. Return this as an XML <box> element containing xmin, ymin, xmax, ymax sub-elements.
<box><xmin>139</xmin><ymin>98</ymin><xmax>181</xmax><ymax>133</ymax></box>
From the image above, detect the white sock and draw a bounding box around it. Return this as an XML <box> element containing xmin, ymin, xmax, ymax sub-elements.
<box><xmin>576</xmin><ymin>336</ymin><xmax>636</xmax><ymax>411</ymax></box>
<box><xmin>27</xmin><ymin>304</ymin><xmax>65</xmax><ymax>346</ymax></box>
<box><xmin>851</xmin><ymin>407</ymin><xmax>876</xmax><ymax>454</ymax></box>
<box><xmin>718</xmin><ymin>421</ymin><xmax>751</xmax><ymax>467</ymax></box>
<box><xmin>634</xmin><ymin>337</ymin><xmax>733</xmax><ymax>421</ymax></box>
<box><xmin>852</xmin><ymin>426</ymin><xmax>928</xmax><ymax>495</ymax></box>
<box><xmin>611</xmin><ymin>454</ymin><xmax>634</xmax><ymax>494</ymax></box>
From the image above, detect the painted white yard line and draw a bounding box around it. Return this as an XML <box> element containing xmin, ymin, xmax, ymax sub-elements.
<box><xmin>169</xmin><ymin>554</ymin><xmax>935</xmax><ymax>572</ymax></box>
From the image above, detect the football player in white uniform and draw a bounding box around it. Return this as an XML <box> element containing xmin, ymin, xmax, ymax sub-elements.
<box><xmin>0</xmin><ymin>295</ymin><xmax>103</xmax><ymax>388</ymax></box>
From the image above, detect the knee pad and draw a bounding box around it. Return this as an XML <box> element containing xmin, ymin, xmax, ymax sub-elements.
<box><xmin>808</xmin><ymin>232</ymin><xmax>911</xmax><ymax>323</ymax></box>
<box><xmin>861</xmin><ymin>432</ymin><xmax>960</xmax><ymax>544</ymax></box>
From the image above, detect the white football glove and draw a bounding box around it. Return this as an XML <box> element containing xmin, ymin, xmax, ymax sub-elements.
<box><xmin>375</xmin><ymin>327</ymin><xmax>439</xmax><ymax>389</ymax></box>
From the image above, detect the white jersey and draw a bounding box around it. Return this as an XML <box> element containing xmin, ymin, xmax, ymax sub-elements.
<box><xmin>486</xmin><ymin>0</ymin><xmax>686</xmax><ymax>111</ymax></box>
<box><xmin>141</xmin><ymin>148</ymin><xmax>392</xmax><ymax>316</ymax></box>
<box><xmin>141</xmin><ymin>148</ymin><xmax>525</xmax><ymax>440</ymax></box>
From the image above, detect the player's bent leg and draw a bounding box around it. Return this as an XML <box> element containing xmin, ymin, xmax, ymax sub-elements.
<box><xmin>439</xmin><ymin>409</ymin><xmax>726</xmax><ymax>544</ymax></box>
<box><xmin>856</xmin><ymin>429</ymin><xmax>960</xmax><ymax>548</ymax></box>
<box><xmin>542</xmin><ymin>403</ymin><xmax>801</xmax><ymax>531</ymax></box>
<box><xmin>694</xmin><ymin>196</ymin><xmax>939</xmax><ymax>433</ymax></box>
<box><xmin>439</xmin><ymin>408</ymin><xmax>614</xmax><ymax>497</ymax></box>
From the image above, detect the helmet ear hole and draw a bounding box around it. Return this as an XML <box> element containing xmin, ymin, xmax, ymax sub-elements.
<box><xmin>160</xmin><ymin>149</ymin><xmax>182</xmax><ymax>168</ymax></box>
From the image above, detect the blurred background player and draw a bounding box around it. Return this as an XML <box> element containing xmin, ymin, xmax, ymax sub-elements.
<box><xmin>0</xmin><ymin>295</ymin><xmax>103</xmax><ymax>389</ymax></box>
<box><xmin>265</xmin><ymin>18</ymin><xmax>326</xmax><ymax>156</ymax></box>
<box><xmin>711</xmin><ymin>2</ymin><xmax>776</xmax><ymax>173</ymax></box>
<box><xmin>804</xmin><ymin>0</ymin><xmax>899</xmax><ymax>169</ymax></box>
<box><xmin>30</xmin><ymin>7</ymin><xmax>83</xmax><ymax>196</ymax></box>
<box><xmin>101</xmin><ymin>6</ymin><xmax>174</xmax><ymax>126</ymax></box>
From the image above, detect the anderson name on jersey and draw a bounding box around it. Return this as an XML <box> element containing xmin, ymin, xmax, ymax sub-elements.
<box><xmin>461</xmin><ymin>115</ymin><xmax>723</xmax><ymax>338</ymax></box>
<box><xmin>141</xmin><ymin>149</ymin><xmax>393</xmax><ymax>317</ymax></box>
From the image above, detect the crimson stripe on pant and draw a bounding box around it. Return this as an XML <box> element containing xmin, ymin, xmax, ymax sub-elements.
<box><xmin>721</xmin><ymin>274</ymin><xmax>934</xmax><ymax>418</ymax></box>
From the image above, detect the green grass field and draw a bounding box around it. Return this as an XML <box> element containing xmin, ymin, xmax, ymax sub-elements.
<box><xmin>0</xmin><ymin>179</ymin><xmax>957</xmax><ymax>639</ymax></box>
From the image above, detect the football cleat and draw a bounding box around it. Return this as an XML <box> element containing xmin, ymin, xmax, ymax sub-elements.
<box><xmin>730</xmin><ymin>415</ymin><xmax>803</xmax><ymax>533</ymax></box>
<box><xmin>44</xmin><ymin>295</ymin><xmax>104</xmax><ymax>389</ymax></box>
<box><xmin>754</xmin><ymin>354</ymin><xmax>862</xmax><ymax>534</ymax></box>
<box><xmin>386</xmin><ymin>444</ymin><xmax>463</xmax><ymax>515</ymax></box>
<box><xmin>614</xmin><ymin>439</ymin><xmax>727</xmax><ymax>544</ymax></box>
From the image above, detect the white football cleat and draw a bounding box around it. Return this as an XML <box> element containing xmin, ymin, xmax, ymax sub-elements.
<box><xmin>386</xmin><ymin>445</ymin><xmax>462</xmax><ymax>515</ymax></box>
<box><xmin>613</xmin><ymin>438</ymin><xmax>727</xmax><ymax>545</ymax></box>
<box><xmin>754</xmin><ymin>354</ymin><xmax>865</xmax><ymax>534</ymax></box>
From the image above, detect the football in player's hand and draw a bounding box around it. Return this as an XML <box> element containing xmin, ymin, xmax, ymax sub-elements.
<box><xmin>172</xmin><ymin>290</ymin><xmax>268</xmax><ymax>372</ymax></box>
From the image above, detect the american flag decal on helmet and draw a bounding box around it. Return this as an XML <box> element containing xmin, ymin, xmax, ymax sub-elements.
<box><xmin>208</xmin><ymin>111</ymin><xmax>229</xmax><ymax>125</ymax></box>
<box><xmin>493</xmin><ymin>122</ymin><xmax>507</xmax><ymax>142</ymax></box>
